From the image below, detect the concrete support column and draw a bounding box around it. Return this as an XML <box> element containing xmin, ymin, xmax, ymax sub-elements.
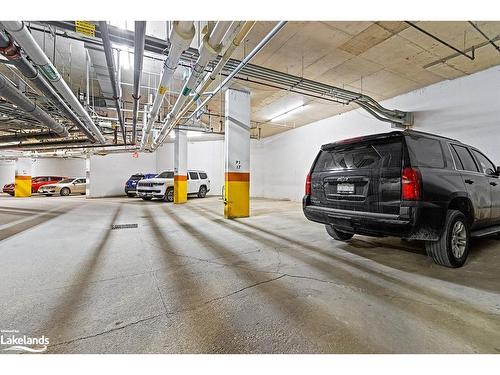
<box><xmin>174</xmin><ymin>127</ymin><xmax>187</xmax><ymax>204</ymax></box>
<box><xmin>224</xmin><ymin>86</ymin><xmax>251</xmax><ymax>218</ymax></box>
<box><xmin>15</xmin><ymin>157</ymin><xmax>32</xmax><ymax>197</ymax></box>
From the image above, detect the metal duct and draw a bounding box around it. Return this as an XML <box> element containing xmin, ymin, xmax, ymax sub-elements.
<box><xmin>0</xmin><ymin>29</ymin><xmax>97</xmax><ymax>142</ymax></box>
<box><xmin>140</xmin><ymin>21</ymin><xmax>195</xmax><ymax>150</ymax></box>
<box><xmin>166</xmin><ymin>22</ymin><xmax>255</xmax><ymax>134</ymax></box>
<box><xmin>132</xmin><ymin>21</ymin><xmax>146</xmax><ymax>145</ymax></box>
<box><xmin>151</xmin><ymin>21</ymin><xmax>287</xmax><ymax>150</ymax></box>
<box><xmin>98</xmin><ymin>21</ymin><xmax>126</xmax><ymax>144</ymax></box>
<box><xmin>0</xmin><ymin>73</ymin><xmax>69</xmax><ymax>137</ymax></box>
<box><xmin>1</xmin><ymin>21</ymin><xmax>106</xmax><ymax>143</ymax></box>
<box><xmin>152</xmin><ymin>21</ymin><xmax>232</xmax><ymax>149</ymax></box>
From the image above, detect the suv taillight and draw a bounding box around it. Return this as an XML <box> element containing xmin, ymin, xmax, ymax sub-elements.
<box><xmin>305</xmin><ymin>173</ymin><xmax>311</xmax><ymax>195</ymax></box>
<box><xmin>401</xmin><ymin>167</ymin><xmax>421</xmax><ymax>201</ymax></box>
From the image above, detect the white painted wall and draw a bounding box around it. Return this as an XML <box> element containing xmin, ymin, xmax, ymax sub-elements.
<box><xmin>251</xmin><ymin>65</ymin><xmax>500</xmax><ymax>202</ymax></box>
<box><xmin>156</xmin><ymin>138</ymin><xmax>225</xmax><ymax>196</ymax></box>
<box><xmin>87</xmin><ymin>152</ymin><xmax>156</xmax><ymax>198</ymax></box>
<box><xmin>0</xmin><ymin>160</ymin><xmax>16</xmax><ymax>188</ymax></box>
<box><xmin>32</xmin><ymin>157</ymin><xmax>86</xmax><ymax>178</ymax></box>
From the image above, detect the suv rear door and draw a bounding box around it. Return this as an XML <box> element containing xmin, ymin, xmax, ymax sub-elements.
<box><xmin>449</xmin><ymin>144</ymin><xmax>491</xmax><ymax>225</ymax></box>
<box><xmin>471</xmin><ymin>149</ymin><xmax>500</xmax><ymax>224</ymax></box>
<box><xmin>310</xmin><ymin>136</ymin><xmax>403</xmax><ymax>215</ymax></box>
<box><xmin>188</xmin><ymin>172</ymin><xmax>200</xmax><ymax>194</ymax></box>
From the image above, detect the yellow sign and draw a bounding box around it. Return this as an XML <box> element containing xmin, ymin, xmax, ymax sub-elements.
<box><xmin>158</xmin><ymin>86</ymin><xmax>168</xmax><ymax>95</ymax></box>
<box><xmin>75</xmin><ymin>21</ymin><xmax>96</xmax><ymax>37</ymax></box>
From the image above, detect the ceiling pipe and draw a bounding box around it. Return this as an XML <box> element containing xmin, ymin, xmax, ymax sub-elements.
<box><xmin>140</xmin><ymin>21</ymin><xmax>195</xmax><ymax>150</ymax></box>
<box><xmin>98</xmin><ymin>21</ymin><xmax>127</xmax><ymax>144</ymax></box>
<box><xmin>165</xmin><ymin>21</ymin><xmax>255</xmax><ymax>136</ymax></box>
<box><xmin>0</xmin><ymin>130</ymin><xmax>80</xmax><ymax>143</ymax></box>
<box><xmin>151</xmin><ymin>21</ymin><xmax>232</xmax><ymax>149</ymax></box>
<box><xmin>151</xmin><ymin>21</ymin><xmax>287</xmax><ymax>150</ymax></box>
<box><xmin>131</xmin><ymin>21</ymin><xmax>146</xmax><ymax>145</ymax></box>
<box><xmin>0</xmin><ymin>29</ymin><xmax>98</xmax><ymax>142</ymax></box>
<box><xmin>0</xmin><ymin>73</ymin><xmax>69</xmax><ymax>137</ymax></box>
<box><xmin>1</xmin><ymin>21</ymin><xmax>106</xmax><ymax>144</ymax></box>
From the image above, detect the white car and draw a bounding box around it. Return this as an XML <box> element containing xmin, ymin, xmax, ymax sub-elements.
<box><xmin>137</xmin><ymin>170</ymin><xmax>210</xmax><ymax>202</ymax></box>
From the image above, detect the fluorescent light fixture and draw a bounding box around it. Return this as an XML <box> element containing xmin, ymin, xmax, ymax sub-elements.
<box><xmin>270</xmin><ymin>104</ymin><xmax>309</xmax><ymax>123</ymax></box>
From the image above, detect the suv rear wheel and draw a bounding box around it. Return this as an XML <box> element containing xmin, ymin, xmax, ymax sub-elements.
<box><xmin>198</xmin><ymin>185</ymin><xmax>207</xmax><ymax>198</ymax></box>
<box><xmin>325</xmin><ymin>224</ymin><xmax>354</xmax><ymax>241</ymax></box>
<box><xmin>425</xmin><ymin>209</ymin><xmax>470</xmax><ymax>268</ymax></box>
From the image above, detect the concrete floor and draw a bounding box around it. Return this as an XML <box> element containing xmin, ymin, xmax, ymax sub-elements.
<box><xmin>0</xmin><ymin>194</ymin><xmax>500</xmax><ymax>354</ymax></box>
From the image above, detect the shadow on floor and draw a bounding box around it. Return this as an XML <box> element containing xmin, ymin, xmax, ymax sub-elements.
<box><xmin>45</xmin><ymin>206</ymin><xmax>121</xmax><ymax>350</ymax></box>
<box><xmin>182</xmin><ymin>203</ymin><xmax>500</xmax><ymax>352</ymax></box>
<box><xmin>162</xmin><ymin>204</ymin><xmax>376</xmax><ymax>353</ymax></box>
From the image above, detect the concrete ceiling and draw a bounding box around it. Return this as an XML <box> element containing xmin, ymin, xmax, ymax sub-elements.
<box><xmin>1</xmin><ymin>21</ymin><xmax>500</xmax><ymax>143</ymax></box>
<box><xmin>228</xmin><ymin>21</ymin><xmax>500</xmax><ymax>137</ymax></box>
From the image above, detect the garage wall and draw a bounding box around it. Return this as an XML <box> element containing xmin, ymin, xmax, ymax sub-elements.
<box><xmin>87</xmin><ymin>152</ymin><xmax>156</xmax><ymax>198</ymax></box>
<box><xmin>32</xmin><ymin>157</ymin><xmax>86</xmax><ymax>178</ymax></box>
<box><xmin>251</xmin><ymin>65</ymin><xmax>500</xmax><ymax>202</ymax></box>
<box><xmin>0</xmin><ymin>160</ymin><xmax>16</xmax><ymax>188</ymax></box>
<box><xmin>156</xmin><ymin>138</ymin><xmax>225</xmax><ymax>196</ymax></box>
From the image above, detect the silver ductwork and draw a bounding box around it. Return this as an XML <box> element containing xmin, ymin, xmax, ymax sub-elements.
<box><xmin>1</xmin><ymin>21</ymin><xmax>106</xmax><ymax>144</ymax></box>
<box><xmin>151</xmin><ymin>21</ymin><xmax>232</xmax><ymax>149</ymax></box>
<box><xmin>132</xmin><ymin>21</ymin><xmax>146</xmax><ymax>145</ymax></box>
<box><xmin>98</xmin><ymin>21</ymin><xmax>127</xmax><ymax>144</ymax></box>
<box><xmin>0</xmin><ymin>72</ymin><xmax>69</xmax><ymax>137</ymax></box>
<box><xmin>0</xmin><ymin>29</ymin><xmax>97</xmax><ymax>142</ymax></box>
<box><xmin>140</xmin><ymin>21</ymin><xmax>195</xmax><ymax>150</ymax></box>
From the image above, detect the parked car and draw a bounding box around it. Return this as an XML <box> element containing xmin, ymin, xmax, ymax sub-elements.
<box><xmin>38</xmin><ymin>177</ymin><xmax>87</xmax><ymax>196</ymax></box>
<box><xmin>125</xmin><ymin>173</ymin><xmax>156</xmax><ymax>197</ymax></box>
<box><xmin>2</xmin><ymin>176</ymin><xmax>66</xmax><ymax>196</ymax></box>
<box><xmin>137</xmin><ymin>170</ymin><xmax>210</xmax><ymax>202</ymax></box>
<box><xmin>303</xmin><ymin>129</ymin><xmax>500</xmax><ymax>268</ymax></box>
<box><xmin>32</xmin><ymin>176</ymin><xmax>67</xmax><ymax>193</ymax></box>
<box><xmin>2</xmin><ymin>182</ymin><xmax>15</xmax><ymax>196</ymax></box>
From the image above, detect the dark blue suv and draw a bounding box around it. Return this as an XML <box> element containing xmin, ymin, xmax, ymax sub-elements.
<box><xmin>125</xmin><ymin>173</ymin><xmax>156</xmax><ymax>197</ymax></box>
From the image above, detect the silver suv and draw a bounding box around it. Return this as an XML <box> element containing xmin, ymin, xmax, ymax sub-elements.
<box><xmin>137</xmin><ymin>170</ymin><xmax>210</xmax><ymax>202</ymax></box>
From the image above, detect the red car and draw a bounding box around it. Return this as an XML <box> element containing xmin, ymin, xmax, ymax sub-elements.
<box><xmin>2</xmin><ymin>176</ymin><xmax>67</xmax><ymax>196</ymax></box>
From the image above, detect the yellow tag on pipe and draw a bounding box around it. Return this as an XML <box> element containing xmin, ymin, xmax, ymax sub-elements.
<box><xmin>75</xmin><ymin>21</ymin><xmax>96</xmax><ymax>37</ymax></box>
<box><xmin>159</xmin><ymin>86</ymin><xmax>167</xmax><ymax>95</ymax></box>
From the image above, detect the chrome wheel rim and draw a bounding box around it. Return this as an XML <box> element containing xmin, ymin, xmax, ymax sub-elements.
<box><xmin>167</xmin><ymin>190</ymin><xmax>173</xmax><ymax>201</ymax></box>
<box><xmin>451</xmin><ymin>221</ymin><xmax>467</xmax><ymax>259</ymax></box>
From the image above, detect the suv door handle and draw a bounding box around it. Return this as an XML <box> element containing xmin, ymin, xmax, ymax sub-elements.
<box><xmin>464</xmin><ymin>179</ymin><xmax>474</xmax><ymax>184</ymax></box>
<box><xmin>490</xmin><ymin>181</ymin><xmax>498</xmax><ymax>186</ymax></box>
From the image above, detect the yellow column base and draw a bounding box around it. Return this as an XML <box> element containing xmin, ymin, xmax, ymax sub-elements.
<box><xmin>174</xmin><ymin>175</ymin><xmax>187</xmax><ymax>204</ymax></box>
<box><xmin>15</xmin><ymin>176</ymin><xmax>32</xmax><ymax>197</ymax></box>
<box><xmin>224</xmin><ymin>172</ymin><xmax>249</xmax><ymax>218</ymax></box>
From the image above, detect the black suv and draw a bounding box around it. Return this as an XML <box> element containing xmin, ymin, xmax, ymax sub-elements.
<box><xmin>303</xmin><ymin>130</ymin><xmax>500</xmax><ymax>268</ymax></box>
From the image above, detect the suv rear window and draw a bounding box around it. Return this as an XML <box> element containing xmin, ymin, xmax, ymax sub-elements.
<box><xmin>451</xmin><ymin>145</ymin><xmax>479</xmax><ymax>172</ymax></box>
<box><xmin>314</xmin><ymin>139</ymin><xmax>402</xmax><ymax>172</ymax></box>
<box><xmin>405</xmin><ymin>136</ymin><xmax>445</xmax><ymax>168</ymax></box>
<box><xmin>199</xmin><ymin>172</ymin><xmax>207</xmax><ymax>179</ymax></box>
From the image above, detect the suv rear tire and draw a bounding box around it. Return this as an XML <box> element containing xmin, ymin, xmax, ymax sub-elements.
<box><xmin>325</xmin><ymin>225</ymin><xmax>354</xmax><ymax>241</ymax></box>
<box><xmin>198</xmin><ymin>185</ymin><xmax>207</xmax><ymax>198</ymax></box>
<box><xmin>425</xmin><ymin>209</ymin><xmax>470</xmax><ymax>268</ymax></box>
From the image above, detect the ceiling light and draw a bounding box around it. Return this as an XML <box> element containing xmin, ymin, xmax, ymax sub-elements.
<box><xmin>270</xmin><ymin>104</ymin><xmax>309</xmax><ymax>123</ymax></box>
